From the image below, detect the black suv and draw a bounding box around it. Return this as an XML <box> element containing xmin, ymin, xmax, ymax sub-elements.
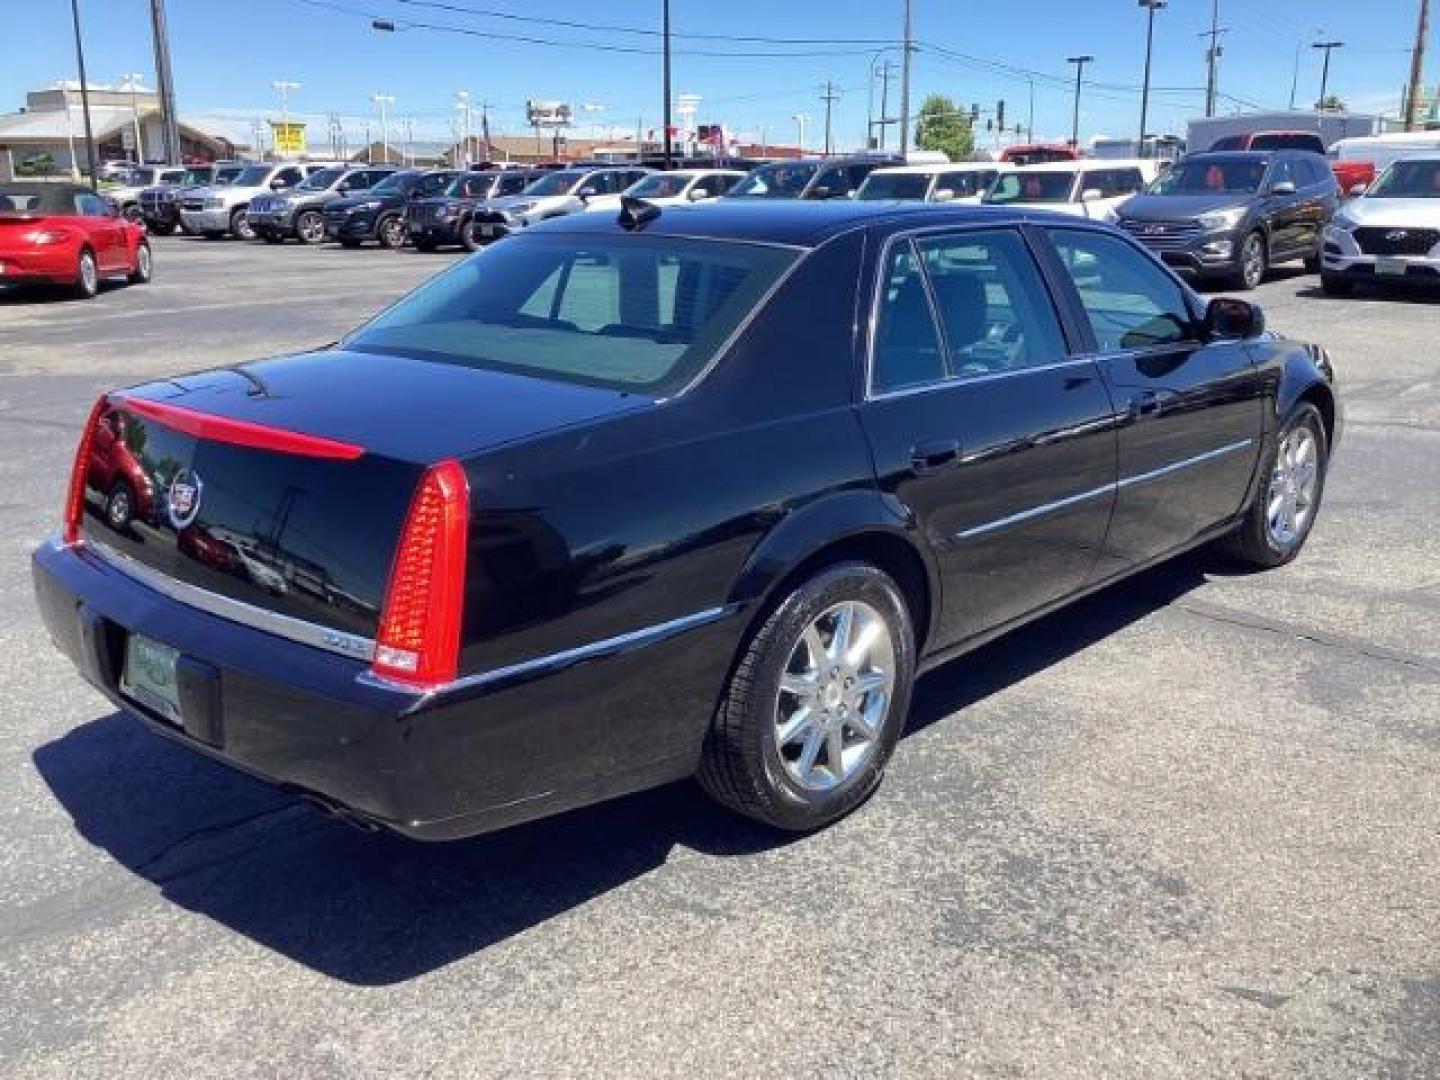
<box><xmin>1112</xmin><ymin>151</ymin><xmax>1339</xmax><ymax>289</ymax></box>
<box><xmin>249</xmin><ymin>165</ymin><xmax>397</xmax><ymax>244</ymax></box>
<box><xmin>406</xmin><ymin>169</ymin><xmax>544</xmax><ymax>251</ymax></box>
<box><xmin>727</xmin><ymin>156</ymin><xmax>898</xmax><ymax>200</ymax></box>
<box><xmin>324</xmin><ymin>169</ymin><xmax>460</xmax><ymax>249</ymax></box>
<box><xmin>139</xmin><ymin>163</ymin><xmax>242</xmax><ymax>235</ymax></box>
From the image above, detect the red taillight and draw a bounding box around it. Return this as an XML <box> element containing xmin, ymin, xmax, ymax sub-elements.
<box><xmin>372</xmin><ymin>460</ymin><xmax>469</xmax><ymax>688</ymax></box>
<box><xmin>118</xmin><ymin>396</ymin><xmax>364</xmax><ymax>461</ymax></box>
<box><xmin>64</xmin><ymin>396</ymin><xmax>108</xmax><ymax>544</ymax></box>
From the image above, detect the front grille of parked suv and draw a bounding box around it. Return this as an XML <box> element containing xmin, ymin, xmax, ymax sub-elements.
<box><xmin>1353</xmin><ymin>227</ymin><xmax>1440</xmax><ymax>257</ymax></box>
<box><xmin>1117</xmin><ymin>218</ymin><xmax>1204</xmax><ymax>250</ymax></box>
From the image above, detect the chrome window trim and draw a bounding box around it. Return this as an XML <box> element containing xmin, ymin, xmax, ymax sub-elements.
<box><xmin>862</xmin><ymin>221</ymin><xmax>1080</xmax><ymax>402</ymax></box>
<box><xmin>87</xmin><ymin>539</ymin><xmax>377</xmax><ymax>662</ymax></box>
<box><xmin>950</xmin><ymin>437</ymin><xmax>1254</xmax><ymax>542</ymax></box>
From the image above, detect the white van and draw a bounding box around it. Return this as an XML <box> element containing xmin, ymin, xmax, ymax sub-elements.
<box><xmin>982</xmin><ymin>159</ymin><xmax>1159</xmax><ymax>219</ymax></box>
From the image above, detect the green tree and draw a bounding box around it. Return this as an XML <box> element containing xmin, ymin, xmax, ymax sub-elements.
<box><xmin>1317</xmin><ymin>94</ymin><xmax>1346</xmax><ymax>112</ymax></box>
<box><xmin>915</xmin><ymin>94</ymin><xmax>974</xmax><ymax>161</ymax></box>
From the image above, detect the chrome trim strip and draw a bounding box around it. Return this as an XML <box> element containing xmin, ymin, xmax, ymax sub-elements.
<box><xmin>951</xmin><ymin>437</ymin><xmax>1255</xmax><ymax>541</ymax></box>
<box><xmin>1117</xmin><ymin>437</ymin><xmax>1253</xmax><ymax>489</ymax></box>
<box><xmin>418</xmin><ymin>604</ymin><xmax>736</xmax><ymax>697</ymax></box>
<box><xmin>954</xmin><ymin>481</ymin><xmax>1115</xmax><ymax>540</ymax></box>
<box><xmin>86</xmin><ymin>539</ymin><xmax>377</xmax><ymax>662</ymax></box>
<box><xmin>868</xmin><ymin>358</ymin><xmax>1096</xmax><ymax>402</ymax></box>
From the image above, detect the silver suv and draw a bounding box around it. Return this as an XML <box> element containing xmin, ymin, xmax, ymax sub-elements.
<box><xmin>179</xmin><ymin>162</ymin><xmax>335</xmax><ymax>240</ymax></box>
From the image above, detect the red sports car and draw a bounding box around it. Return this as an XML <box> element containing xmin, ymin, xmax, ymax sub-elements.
<box><xmin>0</xmin><ymin>182</ymin><xmax>152</xmax><ymax>299</ymax></box>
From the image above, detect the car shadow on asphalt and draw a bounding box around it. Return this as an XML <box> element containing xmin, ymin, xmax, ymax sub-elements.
<box><xmin>32</xmin><ymin>551</ymin><xmax>1211</xmax><ymax>986</ymax></box>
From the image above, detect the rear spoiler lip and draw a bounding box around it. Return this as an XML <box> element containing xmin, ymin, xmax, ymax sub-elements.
<box><xmin>117</xmin><ymin>394</ymin><xmax>366</xmax><ymax>461</ymax></box>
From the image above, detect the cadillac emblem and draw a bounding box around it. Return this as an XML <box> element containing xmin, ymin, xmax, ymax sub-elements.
<box><xmin>166</xmin><ymin>469</ymin><xmax>203</xmax><ymax>530</ymax></box>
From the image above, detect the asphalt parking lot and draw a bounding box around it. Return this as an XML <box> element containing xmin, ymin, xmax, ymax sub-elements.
<box><xmin>1</xmin><ymin>234</ymin><xmax>1436</xmax><ymax>1078</ymax></box>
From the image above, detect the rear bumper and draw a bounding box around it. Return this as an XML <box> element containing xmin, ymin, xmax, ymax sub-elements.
<box><xmin>33</xmin><ymin>536</ymin><xmax>734</xmax><ymax>840</ymax></box>
<box><xmin>0</xmin><ymin>246</ymin><xmax>77</xmax><ymax>283</ymax></box>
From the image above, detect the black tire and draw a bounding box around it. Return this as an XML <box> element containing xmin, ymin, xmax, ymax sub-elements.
<box><xmin>338</xmin><ymin>238</ymin><xmax>362</xmax><ymax>249</ymax></box>
<box><xmin>229</xmin><ymin>207</ymin><xmax>255</xmax><ymax>241</ymax></box>
<box><xmin>460</xmin><ymin>218</ymin><xmax>484</xmax><ymax>252</ymax></box>
<box><xmin>1220</xmin><ymin>402</ymin><xmax>1329</xmax><ymax>569</ymax></box>
<box><xmin>73</xmin><ymin>247</ymin><xmax>99</xmax><ymax>299</ymax></box>
<box><xmin>295</xmin><ymin>210</ymin><xmax>325</xmax><ymax>245</ymax></box>
<box><xmin>697</xmin><ymin>561</ymin><xmax>916</xmax><ymax>832</ymax></box>
<box><xmin>1231</xmin><ymin>230</ymin><xmax>1267</xmax><ymax>290</ymax></box>
<box><xmin>105</xmin><ymin>482</ymin><xmax>135</xmax><ymax>530</ymax></box>
<box><xmin>1321</xmin><ymin>272</ymin><xmax>1354</xmax><ymax>297</ymax></box>
<box><xmin>377</xmin><ymin>214</ymin><xmax>407</xmax><ymax>250</ymax></box>
<box><xmin>128</xmin><ymin>241</ymin><xmax>152</xmax><ymax>285</ymax></box>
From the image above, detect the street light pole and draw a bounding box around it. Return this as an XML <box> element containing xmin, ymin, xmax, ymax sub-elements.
<box><xmin>1066</xmin><ymin>54</ymin><xmax>1093</xmax><ymax>149</ymax></box>
<box><xmin>661</xmin><ymin>0</ymin><xmax>673</xmax><ymax>167</ymax></box>
<box><xmin>899</xmin><ymin>0</ymin><xmax>913</xmax><ymax>156</ymax></box>
<box><xmin>1137</xmin><ymin>2</ymin><xmax>1165</xmax><ymax>156</ymax></box>
<box><xmin>121</xmin><ymin>73</ymin><xmax>145</xmax><ymax>162</ymax></box>
<box><xmin>371</xmin><ymin>93</ymin><xmax>394</xmax><ymax>163</ymax></box>
<box><xmin>68</xmin><ymin>0</ymin><xmax>98</xmax><ymax>189</ymax></box>
<box><xmin>820</xmin><ymin>82</ymin><xmax>840</xmax><ymax>156</ymax></box>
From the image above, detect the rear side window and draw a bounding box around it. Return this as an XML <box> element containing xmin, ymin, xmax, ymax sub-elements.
<box><xmin>346</xmin><ymin>235</ymin><xmax>797</xmax><ymax>396</ymax></box>
<box><xmin>1048</xmin><ymin>229</ymin><xmax>1194</xmax><ymax>352</ymax></box>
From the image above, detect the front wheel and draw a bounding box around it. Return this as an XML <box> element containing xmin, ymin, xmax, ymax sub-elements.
<box><xmin>460</xmin><ymin>218</ymin><xmax>485</xmax><ymax>252</ymax></box>
<box><xmin>1220</xmin><ymin>402</ymin><xmax>1329</xmax><ymax>569</ymax></box>
<box><xmin>697</xmin><ymin>562</ymin><xmax>916</xmax><ymax>831</ymax></box>
<box><xmin>295</xmin><ymin>210</ymin><xmax>325</xmax><ymax>245</ymax></box>
<box><xmin>1232</xmin><ymin>230</ymin><xmax>1267</xmax><ymax>290</ymax></box>
<box><xmin>128</xmin><ymin>241</ymin><xmax>152</xmax><ymax>284</ymax></box>
<box><xmin>229</xmin><ymin>207</ymin><xmax>255</xmax><ymax>241</ymax></box>
<box><xmin>377</xmin><ymin>214</ymin><xmax>406</xmax><ymax>249</ymax></box>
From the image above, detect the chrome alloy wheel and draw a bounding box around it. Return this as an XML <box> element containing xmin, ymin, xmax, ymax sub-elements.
<box><xmin>774</xmin><ymin>600</ymin><xmax>895</xmax><ymax>791</ymax></box>
<box><xmin>1241</xmin><ymin>233</ymin><xmax>1266</xmax><ymax>289</ymax></box>
<box><xmin>1267</xmin><ymin>425</ymin><xmax>1319</xmax><ymax>547</ymax></box>
<box><xmin>296</xmin><ymin>212</ymin><xmax>325</xmax><ymax>244</ymax></box>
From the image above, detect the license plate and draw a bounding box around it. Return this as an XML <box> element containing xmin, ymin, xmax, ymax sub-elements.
<box><xmin>1376</xmin><ymin>257</ymin><xmax>1407</xmax><ymax>276</ymax></box>
<box><xmin>119</xmin><ymin>633</ymin><xmax>182</xmax><ymax>721</ymax></box>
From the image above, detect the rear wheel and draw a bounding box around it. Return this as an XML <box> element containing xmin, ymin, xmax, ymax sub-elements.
<box><xmin>377</xmin><ymin>214</ymin><xmax>407</xmax><ymax>249</ymax></box>
<box><xmin>229</xmin><ymin>207</ymin><xmax>255</xmax><ymax>241</ymax></box>
<box><xmin>295</xmin><ymin>210</ymin><xmax>325</xmax><ymax>245</ymax></box>
<box><xmin>460</xmin><ymin>218</ymin><xmax>485</xmax><ymax>252</ymax></box>
<box><xmin>697</xmin><ymin>562</ymin><xmax>915</xmax><ymax>831</ymax></box>
<box><xmin>128</xmin><ymin>241</ymin><xmax>152</xmax><ymax>284</ymax></box>
<box><xmin>1221</xmin><ymin>402</ymin><xmax>1329</xmax><ymax>569</ymax></box>
<box><xmin>73</xmin><ymin>248</ymin><xmax>99</xmax><ymax>299</ymax></box>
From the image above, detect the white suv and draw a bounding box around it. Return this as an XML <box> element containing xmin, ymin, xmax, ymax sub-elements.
<box><xmin>466</xmin><ymin>166</ymin><xmax>653</xmax><ymax>242</ymax></box>
<box><xmin>612</xmin><ymin>168</ymin><xmax>744</xmax><ymax>207</ymax></box>
<box><xmin>179</xmin><ymin>162</ymin><xmax>328</xmax><ymax>240</ymax></box>
<box><xmin>1322</xmin><ymin>156</ymin><xmax>1440</xmax><ymax>295</ymax></box>
<box><xmin>983</xmin><ymin>160</ymin><xmax>1158</xmax><ymax>219</ymax></box>
<box><xmin>857</xmin><ymin>163</ymin><xmax>1011</xmax><ymax>204</ymax></box>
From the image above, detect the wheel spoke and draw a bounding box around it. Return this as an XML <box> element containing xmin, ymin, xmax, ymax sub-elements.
<box><xmin>825</xmin><ymin>725</ymin><xmax>846</xmax><ymax>779</ymax></box>
<box><xmin>796</xmin><ymin>724</ymin><xmax>825</xmax><ymax>777</ymax></box>
<box><xmin>802</xmin><ymin>626</ymin><xmax>826</xmax><ymax>670</ymax></box>
<box><xmin>847</xmin><ymin>700</ymin><xmax>881</xmax><ymax>739</ymax></box>
<box><xmin>780</xmin><ymin>671</ymin><xmax>817</xmax><ymax>697</ymax></box>
<box><xmin>852</xmin><ymin>670</ymin><xmax>888</xmax><ymax>695</ymax></box>
<box><xmin>844</xmin><ymin>614</ymin><xmax>883</xmax><ymax>669</ymax></box>
<box><xmin>828</xmin><ymin>602</ymin><xmax>854</xmax><ymax>663</ymax></box>
<box><xmin>776</xmin><ymin>706</ymin><xmax>816</xmax><ymax>747</ymax></box>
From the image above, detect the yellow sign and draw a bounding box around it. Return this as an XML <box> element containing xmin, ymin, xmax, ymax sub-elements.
<box><xmin>270</xmin><ymin>121</ymin><xmax>307</xmax><ymax>156</ymax></box>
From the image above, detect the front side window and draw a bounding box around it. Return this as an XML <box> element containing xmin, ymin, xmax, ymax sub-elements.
<box><xmin>697</xmin><ymin>173</ymin><xmax>739</xmax><ymax>197</ymax></box>
<box><xmin>810</xmin><ymin>166</ymin><xmax>854</xmax><ymax>198</ymax></box>
<box><xmin>297</xmin><ymin>167</ymin><xmax>346</xmax><ymax>191</ymax></box>
<box><xmin>1268</xmin><ymin>159</ymin><xmax>1298</xmax><ymax>189</ymax></box>
<box><xmin>984</xmin><ymin>170</ymin><xmax>1076</xmax><ymax>204</ymax></box>
<box><xmin>499</xmin><ymin>173</ymin><xmax>532</xmax><ymax>195</ymax></box>
<box><xmin>273</xmin><ymin>167</ymin><xmax>303</xmax><ymax>188</ymax></box>
<box><xmin>916</xmin><ymin>230</ymin><xmax>1068</xmax><ymax>377</ymax></box>
<box><xmin>729</xmin><ymin>162</ymin><xmax>820</xmax><ymax>198</ymax></box>
<box><xmin>1049</xmin><ymin>229</ymin><xmax>1194</xmax><ymax>352</ymax></box>
<box><xmin>628</xmin><ymin>173</ymin><xmax>690</xmax><ymax>199</ymax></box>
<box><xmin>523</xmin><ymin>170</ymin><xmax>587</xmax><ymax>197</ymax></box>
<box><xmin>1149</xmin><ymin>157</ymin><xmax>1266</xmax><ymax>195</ymax></box>
<box><xmin>345</xmin><ymin>234</ymin><xmax>797</xmax><ymax>396</ymax></box>
<box><xmin>937</xmin><ymin>171</ymin><xmax>992</xmax><ymax>198</ymax></box>
<box><xmin>857</xmin><ymin>172</ymin><xmax>933</xmax><ymax>201</ymax></box>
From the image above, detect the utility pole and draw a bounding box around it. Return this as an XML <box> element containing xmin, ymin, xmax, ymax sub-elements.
<box><xmin>371</xmin><ymin>93</ymin><xmax>393</xmax><ymax>163</ymax></box>
<box><xmin>1066</xmin><ymin>54</ymin><xmax>1093</xmax><ymax>149</ymax></box>
<box><xmin>1138</xmin><ymin>2</ymin><xmax>1165</xmax><ymax>157</ymax></box>
<box><xmin>1313</xmin><ymin>40</ymin><xmax>1344</xmax><ymax>109</ymax></box>
<box><xmin>899</xmin><ymin>0</ymin><xmax>914</xmax><ymax>156</ymax></box>
<box><xmin>1027</xmin><ymin>75</ymin><xmax>1035</xmax><ymax>146</ymax></box>
<box><xmin>877</xmin><ymin>60</ymin><xmax>896</xmax><ymax>150</ymax></box>
<box><xmin>148</xmin><ymin>0</ymin><xmax>180</xmax><ymax>164</ymax></box>
<box><xmin>121</xmin><ymin>73</ymin><xmax>145</xmax><ymax>163</ymax></box>
<box><xmin>662</xmin><ymin>0</ymin><xmax>673</xmax><ymax>167</ymax></box>
<box><xmin>1405</xmin><ymin>0</ymin><xmax>1430</xmax><ymax>131</ymax></box>
<box><xmin>68</xmin><ymin>0</ymin><xmax>98</xmax><ymax>189</ymax></box>
<box><xmin>1201</xmin><ymin>0</ymin><xmax>1227</xmax><ymax>118</ymax></box>
<box><xmin>479</xmin><ymin>100</ymin><xmax>492</xmax><ymax>161</ymax></box>
<box><xmin>820</xmin><ymin>82</ymin><xmax>840</xmax><ymax>155</ymax></box>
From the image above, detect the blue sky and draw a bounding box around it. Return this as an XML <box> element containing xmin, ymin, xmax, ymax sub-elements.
<box><xmin>6</xmin><ymin>0</ymin><xmax>1430</xmax><ymax>148</ymax></box>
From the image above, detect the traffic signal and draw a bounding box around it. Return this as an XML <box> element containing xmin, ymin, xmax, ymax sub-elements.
<box><xmin>997</xmin><ymin>99</ymin><xmax>1006</xmax><ymax>131</ymax></box>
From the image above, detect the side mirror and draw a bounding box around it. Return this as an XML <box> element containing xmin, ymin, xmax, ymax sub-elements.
<box><xmin>1203</xmin><ymin>296</ymin><xmax>1265</xmax><ymax>341</ymax></box>
<box><xmin>686</xmin><ymin>186</ymin><xmax>708</xmax><ymax>201</ymax></box>
<box><xmin>1080</xmin><ymin>187</ymin><xmax>1104</xmax><ymax>202</ymax></box>
<box><xmin>1268</xmin><ymin>180</ymin><xmax>1297</xmax><ymax>196</ymax></box>
<box><xmin>1347</xmin><ymin>182</ymin><xmax>1368</xmax><ymax>198</ymax></box>
<box><xmin>932</xmin><ymin>187</ymin><xmax>956</xmax><ymax>203</ymax></box>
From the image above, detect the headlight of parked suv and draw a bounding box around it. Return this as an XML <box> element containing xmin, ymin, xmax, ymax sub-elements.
<box><xmin>204</xmin><ymin>197</ymin><xmax>225</xmax><ymax>209</ymax></box>
<box><xmin>1197</xmin><ymin>207</ymin><xmax>1247</xmax><ymax>231</ymax></box>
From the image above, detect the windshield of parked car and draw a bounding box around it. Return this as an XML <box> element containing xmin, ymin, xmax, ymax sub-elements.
<box><xmin>522</xmin><ymin>171</ymin><xmax>586</xmax><ymax>197</ymax></box>
<box><xmin>1368</xmin><ymin>159</ymin><xmax>1440</xmax><ymax>198</ymax></box>
<box><xmin>856</xmin><ymin>172</ymin><xmax>933</xmax><ymax>200</ymax></box>
<box><xmin>236</xmin><ymin>165</ymin><xmax>273</xmax><ymax>186</ymax></box>
<box><xmin>1147</xmin><ymin>157</ymin><xmax>1266</xmax><ymax>195</ymax></box>
<box><xmin>1249</xmin><ymin>132</ymin><xmax>1324</xmax><ymax>153</ymax></box>
<box><xmin>627</xmin><ymin>173</ymin><xmax>690</xmax><ymax>198</ymax></box>
<box><xmin>729</xmin><ymin>163</ymin><xmax>820</xmax><ymax>198</ymax></box>
<box><xmin>125</xmin><ymin>168</ymin><xmax>158</xmax><ymax>186</ymax></box>
<box><xmin>346</xmin><ymin>234</ymin><xmax>798</xmax><ymax>396</ymax></box>
<box><xmin>212</xmin><ymin>166</ymin><xmax>244</xmax><ymax>186</ymax></box>
<box><xmin>367</xmin><ymin>171</ymin><xmax>418</xmax><ymax>195</ymax></box>
<box><xmin>984</xmin><ymin>170</ymin><xmax>1075</xmax><ymax>204</ymax></box>
<box><xmin>297</xmin><ymin>167</ymin><xmax>346</xmax><ymax>191</ymax></box>
<box><xmin>444</xmin><ymin>173</ymin><xmax>484</xmax><ymax>197</ymax></box>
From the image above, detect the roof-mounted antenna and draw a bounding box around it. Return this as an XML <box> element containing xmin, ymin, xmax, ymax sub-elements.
<box><xmin>618</xmin><ymin>195</ymin><xmax>661</xmax><ymax>231</ymax></box>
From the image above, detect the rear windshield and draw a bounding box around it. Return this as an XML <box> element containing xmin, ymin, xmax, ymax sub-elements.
<box><xmin>857</xmin><ymin>172</ymin><xmax>932</xmax><ymax>200</ymax></box>
<box><xmin>1249</xmin><ymin>132</ymin><xmax>1324</xmax><ymax>153</ymax></box>
<box><xmin>345</xmin><ymin>234</ymin><xmax>798</xmax><ymax>396</ymax></box>
<box><xmin>984</xmin><ymin>171</ymin><xmax>1075</xmax><ymax>204</ymax></box>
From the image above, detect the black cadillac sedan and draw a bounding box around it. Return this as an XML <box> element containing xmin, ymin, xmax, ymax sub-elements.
<box><xmin>32</xmin><ymin>200</ymin><xmax>1340</xmax><ymax>840</ymax></box>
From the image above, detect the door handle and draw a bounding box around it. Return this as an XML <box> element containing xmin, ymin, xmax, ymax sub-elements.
<box><xmin>1129</xmin><ymin>390</ymin><xmax>1163</xmax><ymax>419</ymax></box>
<box><xmin>910</xmin><ymin>437</ymin><xmax>961</xmax><ymax>475</ymax></box>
